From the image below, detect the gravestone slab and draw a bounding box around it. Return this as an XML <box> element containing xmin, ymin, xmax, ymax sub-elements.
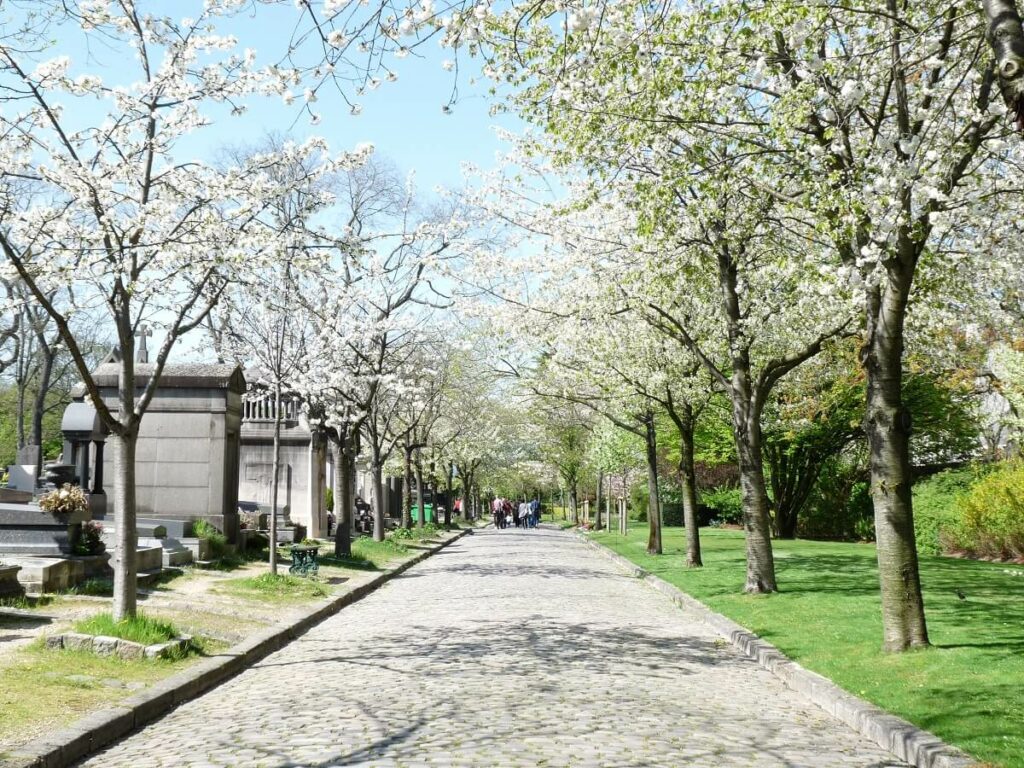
<box><xmin>0</xmin><ymin>503</ymin><xmax>90</xmax><ymax>556</ymax></box>
<box><xmin>16</xmin><ymin>444</ymin><xmax>41</xmax><ymax>468</ymax></box>
<box><xmin>0</xmin><ymin>488</ymin><xmax>33</xmax><ymax>504</ymax></box>
<box><xmin>0</xmin><ymin>564</ymin><xmax>23</xmax><ymax>597</ymax></box>
<box><xmin>6</xmin><ymin>465</ymin><xmax>38</xmax><ymax>492</ymax></box>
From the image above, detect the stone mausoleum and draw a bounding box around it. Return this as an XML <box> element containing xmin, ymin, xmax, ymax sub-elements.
<box><xmin>71</xmin><ymin>361</ymin><xmax>246</xmax><ymax>542</ymax></box>
<box><xmin>238</xmin><ymin>386</ymin><xmax>328</xmax><ymax>539</ymax></box>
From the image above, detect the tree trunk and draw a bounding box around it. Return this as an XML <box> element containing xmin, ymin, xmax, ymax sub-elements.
<box><xmin>983</xmin><ymin>0</ymin><xmax>1024</xmax><ymax>120</ymax></box>
<box><xmin>402</xmin><ymin>443</ymin><xmax>414</xmax><ymax>529</ymax></box>
<box><xmin>445</xmin><ymin>462</ymin><xmax>454</xmax><ymax>527</ymax></box>
<box><xmin>111</xmin><ymin>428</ymin><xmax>138</xmax><ymax>621</ymax></box>
<box><xmin>667</xmin><ymin>399</ymin><xmax>702</xmax><ymax>567</ymax></box>
<box><xmin>677</xmin><ymin>408</ymin><xmax>703</xmax><ymax>568</ymax></box>
<box><xmin>269</xmin><ymin>383</ymin><xmax>282</xmax><ymax>576</ymax></box>
<box><xmin>370</xmin><ymin>456</ymin><xmax>385</xmax><ymax>542</ymax></box>
<box><xmin>16</xmin><ymin>373</ymin><xmax>26</xmax><ymax>450</ymax></box>
<box><xmin>644</xmin><ymin>414</ymin><xmax>662</xmax><ymax>555</ymax></box>
<box><xmin>595</xmin><ymin>470</ymin><xmax>604</xmax><ymax>530</ymax></box>
<box><xmin>30</xmin><ymin>344</ymin><xmax>55</xmax><ymax>477</ymax></box>
<box><xmin>605</xmin><ymin>475</ymin><xmax>611</xmax><ymax>530</ymax></box>
<box><xmin>865</xmin><ymin>280</ymin><xmax>930</xmax><ymax>651</ymax></box>
<box><xmin>569</xmin><ymin>486</ymin><xmax>578</xmax><ymax>524</ymax></box>
<box><xmin>332</xmin><ymin>437</ymin><xmax>351</xmax><ymax>558</ymax></box>
<box><xmin>620</xmin><ymin>469</ymin><xmax>628</xmax><ymax>535</ymax></box>
<box><xmin>733</xmin><ymin>400</ymin><xmax>777</xmax><ymax>593</ymax></box>
<box><xmin>415</xmin><ymin>450</ymin><xmax>425</xmax><ymax>528</ymax></box>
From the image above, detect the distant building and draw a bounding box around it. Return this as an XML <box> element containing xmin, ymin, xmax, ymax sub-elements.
<box><xmin>238</xmin><ymin>386</ymin><xmax>328</xmax><ymax>538</ymax></box>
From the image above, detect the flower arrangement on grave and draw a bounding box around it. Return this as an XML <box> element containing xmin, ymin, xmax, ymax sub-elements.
<box><xmin>39</xmin><ymin>484</ymin><xmax>90</xmax><ymax>518</ymax></box>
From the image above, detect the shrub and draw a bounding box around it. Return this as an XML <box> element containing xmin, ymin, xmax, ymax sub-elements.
<box><xmin>955</xmin><ymin>462</ymin><xmax>1024</xmax><ymax>559</ymax></box>
<box><xmin>912</xmin><ymin>468</ymin><xmax>976</xmax><ymax>555</ymax></box>
<box><xmin>192</xmin><ymin>519</ymin><xmax>228</xmax><ymax>559</ymax></box>
<box><xmin>73</xmin><ymin>521</ymin><xmax>105</xmax><ymax>556</ymax></box>
<box><xmin>661</xmin><ymin>502</ymin><xmax>716</xmax><ymax>527</ymax></box>
<box><xmin>796</xmin><ymin>459</ymin><xmax>873</xmax><ymax>541</ymax></box>
<box><xmin>324</xmin><ymin>487</ymin><xmax>334</xmax><ymax>513</ymax></box>
<box><xmin>702</xmin><ymin>486</ymin><xmax>744</xmax><ymax>525</ymax></box>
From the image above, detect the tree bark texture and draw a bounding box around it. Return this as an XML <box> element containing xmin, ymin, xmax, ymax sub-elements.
<box><xmin>370</xmin><ymin>457</ymin><xmax>385</xmax><ymax>542</ymax></box>
<box><xmin>731</xmin><ymin>390</ymin><xmax>777</xmax><ymax>593</ymax></box>
<box><xmin>620</xmin><ymin>469</ymin><xmax>628</xmax><ymax>535</ymax></box>
<box><xmin>30</xmin><ymin>343</ymin><xmax>55</xmax><ymax>478</ymax></box>
<box><xmin>865</xmin><ymin>281</ymin><xmax>930</xmax><ymax>651</ymax></box>
<box><xmin>402</xmin><ymin>444</ymin><xmax>414</xmax><ymax>529</ymax></box>
<box><xmin>678</xmin><ymin>413</ymin><xmax>703</xmax><ymax>568</ymax></box>
<box><xmin>112</xmin><ymin>429</ymin><xmax>138</xmax><ymax>621</ymax></box>
<box><xmin>984</xmin><ymin>0</ymin><xmax>1024</xmax><ymax>127</ymax></box>
<box><xmin>269</xmin><ymin>383</ymin><xmax>282</xmax><ymax>575</ymax></box>
<box><xmin>595</xmin><ymin>470</ymin><xmax>604</xmax><ymax>530</ymax></box>
<box><xmin>415</xmin><ymin>450</ymin><xmax>425</xmax><ymax>529</ymax></box>
<box><xmin>644</xmin><ymin>414</ymin><xmax>663</xmax><ymax>555</ymax></box>
<box><xmin>331</xmin><ymin>438</ymin><xmax>351</xmax><ymax>558</ymax></box>
<box><xmin>444</xmin><ymin>463</ymin><xmax>454</xmax><ymax>527</ymax></box>
<box><xmin>667</xmin><ymin>399</ymin><xmax>702</xmax><ymax>567</ymax></box>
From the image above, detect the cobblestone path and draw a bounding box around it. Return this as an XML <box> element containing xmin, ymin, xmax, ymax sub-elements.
<box><xmin>78</xmin><ymin>528</ymin><xmax>907</xmax><ymax>767</ymax></box>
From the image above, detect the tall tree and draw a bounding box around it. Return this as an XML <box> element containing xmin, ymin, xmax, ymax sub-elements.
<box><xmin>0</xmin><ymin>4</ymin><xmax>343</xmax><ymax>619</ymax></box>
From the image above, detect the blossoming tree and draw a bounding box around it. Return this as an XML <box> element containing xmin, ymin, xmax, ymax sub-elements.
<box><xmin>0</xmin><ymin>3</ymin><xmax>356</xmax><ymax>619</ymax></box>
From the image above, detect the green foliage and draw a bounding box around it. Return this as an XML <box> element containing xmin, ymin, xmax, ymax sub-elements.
<box><xmin>324</xmin><ymin>487</ymin><xmax>334</xmax><ymax>513</ymax></box>
<box><xmin>956</xmin><ymin>463</ymin><xmax>1024</xmax><ymax>559</ymax></box>
<box><xmin>72</xmin><ymin>521</ymin><xmax>106</xmax><ymax>556</ymax></box>
<box><xmin>68</xmin><ymin>578</ymin><xmax>113</xmax><ymax>596</ymax></box>
<box><xmin>911</xmin><ymin>468</ymin><xmax>977</xmax><ymax>555</ymax></box>
<box><xmin>73</xmin><ymin>612</ymin><xmax>178</xmax><ymax>645</ymax></box>
<box><xmin>191</xmin><ymin>519</ymin><xmax>228</xmax><ymax>559</ymax></box>
<box><xmin>701</xmin><ymin>486</ymin><xmax>743</xmax><ymax>525</ymax></box>
<box><xmin>0</xmin><ymin>384</ymin><xmax>67</xmax><ymax>468</ymax></box>
<box><xmin>797</xmin><ymin>459</ymin><xmax>873</xmax><ymax>541</ymax></box>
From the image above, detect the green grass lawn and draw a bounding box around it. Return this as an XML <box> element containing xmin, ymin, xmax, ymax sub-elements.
<box><xmin>0</xmin><ymin>646</ymin><xmax>194</xmax><ymax>756</ymax></box>
<box><xmin>73</xmin><ymin>612</ymin><xmax>179</xmax><ymax>645</ymax></box>
<box><xmin>216</xmin><ymin>572</ymin><xmax>329</xmax><ymax>602</ymax></box>
<box><xmin>591</xmin><ymin>527</ymin><xmax>1024</xmax><ymax>768</ymax></box>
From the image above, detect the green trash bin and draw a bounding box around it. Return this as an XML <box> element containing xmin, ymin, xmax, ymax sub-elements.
<box><xmin>412</xmin><ymin>504</ymin><xmax>434</xmax><ymax>523</ymax></box>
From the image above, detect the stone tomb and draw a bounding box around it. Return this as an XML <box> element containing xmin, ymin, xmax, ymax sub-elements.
<box><xmin>74</xmin><ymin>362</ymin><xmax>245</xmax><ymax>543</ymax></box>
<box><xmin>0</xmin><ymin>503</ymin><xmax>91</xmax><ymax>556</ymax></box>
<box><xmin>238</xmin><ymin>387</ymin><xmax>327</xmax><ymax>538</ymax></box>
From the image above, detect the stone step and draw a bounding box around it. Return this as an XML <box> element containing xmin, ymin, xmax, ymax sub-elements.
<box><xmin>136</xmin><ymin>568</ymin><xmax>164</xmax><ymax>588</ymax></box>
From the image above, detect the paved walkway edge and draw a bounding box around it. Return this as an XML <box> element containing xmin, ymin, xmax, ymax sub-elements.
<box><xmin>2</xmin><ymin>530</ymin><xmax>470</xmax><ymax>768</ymax></box>
<box><xmin>577</xmin><ymin>533</ymin><xmax>979</xmax><ymax>768</ymax></box>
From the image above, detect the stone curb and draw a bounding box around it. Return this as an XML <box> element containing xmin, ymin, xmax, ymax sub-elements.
<box><xmin>1</xmin><ymin>530</ymin><xmax>469</xmax><ymax>768</ymax></box>
<box><xmin>575</xmin><ymin>532</ymin><xmax>980</xmax><ymax>768</ymax></box>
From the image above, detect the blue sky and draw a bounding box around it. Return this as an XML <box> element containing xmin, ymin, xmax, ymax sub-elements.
<box><xmin>33</xmin><ymin>3</ymin><xmax>519</xmax><ymax>193</ymax></box>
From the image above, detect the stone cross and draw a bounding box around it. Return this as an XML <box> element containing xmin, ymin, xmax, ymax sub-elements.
<box><xmin>136</xmin><ymin>324</ymin><xmax>152</xmax><ymax>364</ymax></box>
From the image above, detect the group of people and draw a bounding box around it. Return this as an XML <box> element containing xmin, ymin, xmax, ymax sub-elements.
<box><xmin>491</xmin><ymin>497</ymin><xmax>540</xmax><ymax>529</ymax></box>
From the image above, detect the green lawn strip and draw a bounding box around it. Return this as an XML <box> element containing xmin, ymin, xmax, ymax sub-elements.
<box><xmin>216</xmin><ymin>572</ymin><xmax>328</xmax><ymax>603</ymax></box>
<box><xmin>591</xmin><ymin>527</ymin><xmax>1024</xmax><ymax>768</ymax></box>
<box><xmin>73</xmin><ymin>612</ymin><xmax>179</xmax><ymax>645</ymax></box>
<box><xmin>0</xmin><ymin>646</ymin><xmax>197</xmax><ymax>753</ymax></box>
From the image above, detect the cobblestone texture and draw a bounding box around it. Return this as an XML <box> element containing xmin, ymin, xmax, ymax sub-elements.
<box><xmin>77</xmin><ymin>528</ymin><xmax>908</xmax><ymax>767</ymax></box>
